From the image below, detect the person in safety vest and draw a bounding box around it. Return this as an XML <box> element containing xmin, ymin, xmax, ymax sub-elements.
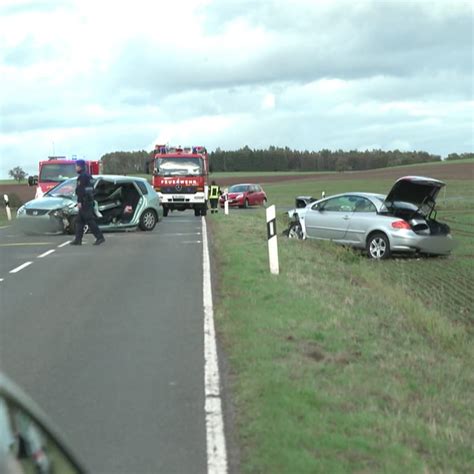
<box><xmin>209</xmin><ymin>181</ymin><xmax>221</xmax><ymax>214</ymax></box>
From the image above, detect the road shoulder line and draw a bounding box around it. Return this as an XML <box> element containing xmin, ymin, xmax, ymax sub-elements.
<box><xmin>202</xmin><ymin>216</ymin><xmax>228</xmax><ymax>474</ymax></box>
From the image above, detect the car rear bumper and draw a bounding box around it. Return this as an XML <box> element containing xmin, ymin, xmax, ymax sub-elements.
<box><xmin>389</xmin><ymin>231</ymin><xmax>455</xmax><ymax>255</ymax></box>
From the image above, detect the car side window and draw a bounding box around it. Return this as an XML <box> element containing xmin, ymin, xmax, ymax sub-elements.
<box><xmin>352</xmin><ymin>197</ymin><xmax>376</xmax><ymax>213</ymax></box>
<box><xmin>321</xmin><ymin>196</ymin><xmax>355</xmax><ymax>212</ymax></box>
<box><xmin>136</xmin><ymin>181</ymin><xmax>148</xmax><ymax>195</ymax></box>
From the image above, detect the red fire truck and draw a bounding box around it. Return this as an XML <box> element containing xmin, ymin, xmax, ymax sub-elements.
<box><xmin>28</xmin><ymin>157</ymin><xmax>101</xmax><ymax>199</ymax></box>
<box><xmin>151</xmin><ymin>145</ymin><xmax>209</xmax><ymax>216</ymax></box>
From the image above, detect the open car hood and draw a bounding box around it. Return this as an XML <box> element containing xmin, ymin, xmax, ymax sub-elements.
<box><xmin>384</xmin><ymin>176</ymin><xmax>445</xmax><ymax>207</ymax></box>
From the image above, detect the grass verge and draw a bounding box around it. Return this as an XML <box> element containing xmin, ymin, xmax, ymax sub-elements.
<box><xmin>210</xmin><ymin>210</ymin><xmax>473</xmax><ymax>473</ymax></box>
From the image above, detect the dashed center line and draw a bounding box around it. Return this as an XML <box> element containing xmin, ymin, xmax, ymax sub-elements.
<box><xmin>58</xmin><ymin>240</ymin><xmax>72</xmax><ymax>248</ymax></box>
<box><xmin>38</xmin><ymin>249</ymin><xmax>56</xmax><ymax>258</ymax></box>
<box><xmin>10</xmin><ymin>261</ymin><xmax>33</xmax><ymax>274</ymax></box>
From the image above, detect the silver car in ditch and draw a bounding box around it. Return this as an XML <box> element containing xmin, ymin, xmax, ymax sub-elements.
<box><xmin>286</xmin><ymin>176</ymin><xmax>455</xmax><ymax>259</ymax></box>
<box><xmin>17</xmin><ymin>175</ymin><xmax>163</xmax><ymax>234</ymax></box>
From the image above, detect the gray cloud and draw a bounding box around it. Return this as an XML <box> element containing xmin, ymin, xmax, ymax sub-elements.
<box><xmin>0</xmin><ymin>0</ymin><xmax>472</xmax><ymax>177</ymax></box>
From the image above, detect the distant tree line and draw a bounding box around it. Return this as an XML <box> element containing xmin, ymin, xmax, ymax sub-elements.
<box><xmin>210</xmin><ymin>147</ymin><xmax>443</xmax><ymax>172</ymax></box>
<box><xmin>101</xmin><ymin>150</ymin><xmax>152</xmax><ymax>174</ymax></box>
<box><xmin>100</xmin><ymin>147</ymin><xmax>445</xmax><ymax>174</ymax></box>
<box><xmin>445</xmin><ymin>152</ymin><xmax>473</xmax><ymax>161</ymax></box>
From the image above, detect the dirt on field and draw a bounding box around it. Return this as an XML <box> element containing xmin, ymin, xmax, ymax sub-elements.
<box><xmin>0</xmin><ymin>183</ymin><xmax>35</xmax><ymax>205</ymax></box>
<box><xmin>0</xmin><ymin>161</ymin><xmax>472</xmax><ymax>205</ymax></box>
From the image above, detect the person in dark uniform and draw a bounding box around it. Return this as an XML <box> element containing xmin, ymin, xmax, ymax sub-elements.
<box><xmin>71</xmin><ymin>160</ymin><xmax>105</xmax><ymax>246</ymax></box>
<box><xmin>209</xmin><ymin>180</ymin><xmax>221</xmax><ymax>214</ymax></box>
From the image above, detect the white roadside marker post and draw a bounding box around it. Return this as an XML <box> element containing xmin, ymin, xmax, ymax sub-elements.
<box><xmin>321</xmin><ymin>190</ymin><xmax>326</xmax><ymax>198</ymax></box>
<box><xmin>3</xmin><ymin>194</ymin><xmax>12</xmax><ymax>221</ymax></box>
<box><xmin>266</xmin><ymin>204</ymin><xmax>279</xmax><ymax>275</ymax></box>
<box><xmin>224</xmin><ymin>198</ymin><xmax>229</xmax><ymax>215</ymax></box>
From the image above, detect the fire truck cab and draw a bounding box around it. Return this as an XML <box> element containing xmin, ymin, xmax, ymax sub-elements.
<box><xmin>28</xmin><ymin>157</ymin><xmax>101</xmax><ymax>199</ymax></box>
<box><xmin>152</xmin><ymin>145</ymin><xmax>209</xmax><ymax>217</ymax></box>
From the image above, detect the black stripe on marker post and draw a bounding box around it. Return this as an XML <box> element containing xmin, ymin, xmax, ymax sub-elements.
<box><xmin>267</xmin><ymin>218</ymin><xmax>276</xmax><ymax>240</ymax></box>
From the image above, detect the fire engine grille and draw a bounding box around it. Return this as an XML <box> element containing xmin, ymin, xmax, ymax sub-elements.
<box><xmin>26</xmin><ymin>209</ymin><xmax>49</xmax><ymax>216</ymax></box>
<box><xmin>161</xmin><ymin>186</ymin><xmax>197</xmax><ymax>194</ymax></box>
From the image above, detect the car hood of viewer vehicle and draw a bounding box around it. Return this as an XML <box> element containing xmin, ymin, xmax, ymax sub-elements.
<box><xmin>384</xmin><ymin>176</ymin><xmax>445</xmax><ymax>207</ymax></box>
<box><xmin>23</xmin><ymin>196</ymin><xmax>76</xmax><ymax>211</ymax></box>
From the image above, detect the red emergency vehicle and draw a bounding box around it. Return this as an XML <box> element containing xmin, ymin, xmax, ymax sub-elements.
<box><xmin>29</xmin><ymin>157</ymin><xmax>100</xmax><ymax>199</ymax></box>
<box><xmin>151</xmin><ymin>145</ymin><xmax>209</xmax><ymax>216</ymax></box>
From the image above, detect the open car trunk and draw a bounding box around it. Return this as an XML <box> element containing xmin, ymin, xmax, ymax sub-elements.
<box><xmin>94</xmin><ymin>181</ymin><xmax>141</xmax><ymax>225</ymax></box>
<box><xmin>382</xmin><ymin>176</ymin><xmax>451</xmax><ymax>236</ymax></box>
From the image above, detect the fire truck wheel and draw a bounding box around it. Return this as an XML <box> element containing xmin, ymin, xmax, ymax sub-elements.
<box><xmin>163</xmin><ymin>207</ymin><xmax>169</xmax><ymax>217</ymax></box>
<box><xmin>139</xmin><ymin>209</ymin><xmax>157</xmax><ymax>231</ymax></box>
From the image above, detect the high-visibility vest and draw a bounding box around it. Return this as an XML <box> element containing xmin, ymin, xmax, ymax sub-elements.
<box><xmin>209</xmin><ymin>185</ymin><xmax>220</xmax><ymax>199</ymax></box>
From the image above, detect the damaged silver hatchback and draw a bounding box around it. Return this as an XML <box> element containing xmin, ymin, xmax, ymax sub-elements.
<box><xmin>16</xmin><ymin>175</ymin><xmax>163</xmax><ymax>235</ymax></box>
<box><xmin>285</xmin><ymin>176</ymin><xmax>455</xmax><ymax>259</ymax></box>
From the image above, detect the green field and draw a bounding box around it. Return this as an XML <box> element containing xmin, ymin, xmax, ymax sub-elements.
<box><xmin>210</xmin><ymin>177</ymin><xmax>473</xmax><ymax>473</ymax></box>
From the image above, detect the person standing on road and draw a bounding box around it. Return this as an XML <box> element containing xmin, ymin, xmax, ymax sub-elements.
<box><xmin>209</xmin><ymin>180</ymin><xmax>221</xmax><ymax>214</ymax></box>
<box><xmin>71</xmin><ymin>160</ymin><xmax>105</xmax><ymax>246</ymax></box>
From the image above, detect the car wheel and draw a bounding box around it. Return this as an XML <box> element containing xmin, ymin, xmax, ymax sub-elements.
<box><xmin>367</xmin><ymin>233</ymin><xmax>390</xmax><ymax>260</ymax></box>
<box><xmin>262</xmin><ymin>197</ymin><xmax>267</xmax><ymax>207</ymax></box>
<box><xmin>194</xmin><ymin>208</ymin><xmax>200</xmax><ymax>217</ymax></box>
<box><xmin>244</xmin><ymin>198</ymin><xmax>249</xmax><ymax>209</ymax></box>
<box><xmin>67</xmin><ymin>216</ymin><xmax>77</xmax><ymax>235</ymax></box>
<box><xmin>288</xmin><ymin>222</ymin><xmax>303</xmax><ymax>239</ymax></box>
<box><xmin>162</xmin><ymin>206</ymin><xmax>169</xmax><ymax>217</ymax></box>
<box><xmin>139</xmin><ymin>209</ymin><xmax>157</xmax><ymax>231</ymax></box>
<box><xmin>201</xmin><ymin>206</ymin><xmax>207</xmax><ymax>216</ymax></box>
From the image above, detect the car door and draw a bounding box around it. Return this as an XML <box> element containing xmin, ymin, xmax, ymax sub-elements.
<box><xmin>344</xmin><ymin>196</ymin><xmax>378</xmax><ymax>245</ymax></box>
<box><xmin>248</xmin><ymin>185</ymin><xmax>257</xmax><ymax>205</ymax></box>
<box><xmin>304</xmin><ymin>196</ymin><xmax>354</xmax><ymax>241</ymax></box>
<box><xmin>256</xmin><ymin>185</ymin><xmax>265</xmax><ymax>204</ymax></box>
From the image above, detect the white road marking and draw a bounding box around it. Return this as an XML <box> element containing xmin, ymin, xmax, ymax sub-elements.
<box><xmin>182</xmin><ymin>240</ymin><xmax>202</xmax><ymax>244</ymax></box>
<box><xmin>0</xmin><ymin>278</ymin><xmax>4</xmax><ymax>282</ymax></box>
<box><xmin>202</xmin><ymin>217</ymin><xmax>228</xmax><ymax>474</ymax></box>
<box><xmin>58</xmin><ymin>240</ymin><xmax>72</xmax><ymax>248</ymax></box>
<box><xmin>38</xmin><ymin>249</ymin><xmax>56</xmax><ymax>258</ymax></box>
<box><xmin>9</xmin><ymin>261</ymin><xmax>33</xmax><ymax>274</ymax></box>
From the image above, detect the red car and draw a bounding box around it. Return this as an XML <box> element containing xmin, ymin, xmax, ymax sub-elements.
<box><xmin>220</xmin><ymin>183</ymin><xmax>267</xmax><ymax>208</ymax></box>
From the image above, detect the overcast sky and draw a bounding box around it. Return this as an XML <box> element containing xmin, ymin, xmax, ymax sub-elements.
<box><xmin>0</xmin><ymin>0</ymin><xmax>472</xmax><ymax>177</ymax></box>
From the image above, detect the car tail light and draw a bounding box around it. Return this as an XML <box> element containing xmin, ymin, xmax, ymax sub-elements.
<box><xmin>155</xmin><ymin>186</ymin><xmax>161</xmax><ymax>191</ymax></box>
<box><xmin>391</xmin><ymin>220</ymin><xmax>411</xmax><ymax>230</ymax></box>
<box><xmin>197</xmin><ymin>186</ymin><xmax>204</xmax><ymax>191</ymax></box>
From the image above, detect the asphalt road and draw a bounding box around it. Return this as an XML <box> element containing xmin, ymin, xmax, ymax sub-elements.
<box><xmin>0</xmin><ymin>213</ymin><xmax>208</xmax><ymax>473</ymax></box>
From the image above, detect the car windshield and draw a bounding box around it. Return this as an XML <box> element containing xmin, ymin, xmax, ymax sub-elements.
<box><xmin>39</xmin><ymin>163</ymin><xmax>77</xmax><ymax>182</ymax></box>
<box><xmin>156</xmin><ymin>158</ymin><xmax>203</xmax><ymax>176</ymax></box>
<box><xmin>229</xmin><ymin>185</ymin><xmax>249</xmax><ymax>193</ymax></box>
<box><xmin>45</xmin><ymin>178</ymin><xmax>77</xmax><ymax>198</ymax></box>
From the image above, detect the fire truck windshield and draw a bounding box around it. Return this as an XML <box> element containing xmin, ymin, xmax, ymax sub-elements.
<box><xmin>156</xmin><ymin>157</ymin><xmax>203</xmax><ymax>176</ymax></box>
<box><xmin>40</xmin><ymin>163</ymin><xmax>77</xmax><ymax>182</ymax></box>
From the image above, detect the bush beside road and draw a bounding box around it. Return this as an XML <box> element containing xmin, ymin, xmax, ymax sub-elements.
<box><xmin>210</xmin><ymin>177</ymin><xmax>473</xmax><ymax>473</ymax></box>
